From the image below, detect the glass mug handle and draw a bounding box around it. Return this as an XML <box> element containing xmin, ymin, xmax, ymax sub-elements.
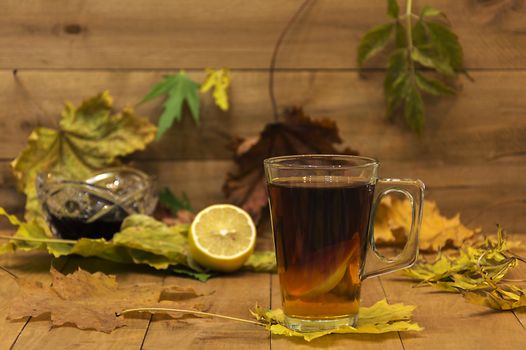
<box><xmin>362</xmin><ymin>178</ymin><xmax>425</xmax><ymax>279</ymax></box>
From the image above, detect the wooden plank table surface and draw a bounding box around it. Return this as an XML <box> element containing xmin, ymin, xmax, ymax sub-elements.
<box><xmin>1</xmin><ymin>235</ymin><xmax>525</xmax><ymax>350</ymax></box>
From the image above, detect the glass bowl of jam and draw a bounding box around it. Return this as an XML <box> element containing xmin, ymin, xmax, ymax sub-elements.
<box><xmin>37</xmin><ymin>167</ymin><xmax>157</xmax><ymax>240</ymax></box>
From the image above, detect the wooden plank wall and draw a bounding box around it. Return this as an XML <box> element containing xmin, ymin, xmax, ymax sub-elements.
<box><xmin>0</xmin><ymin>0</ymin><xmax>525</xmax><ymax>233</ymax></box>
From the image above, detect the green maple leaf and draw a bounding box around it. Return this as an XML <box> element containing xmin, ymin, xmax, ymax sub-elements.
<box><xmin>142</xmin><ymin>71</ymin><xmax>201</xmax><ymax>140</ymax></box>
<box><xmin>357</xmin><ymin>23</ymin><xmax>394</xmax><ymax>66</ymax></box>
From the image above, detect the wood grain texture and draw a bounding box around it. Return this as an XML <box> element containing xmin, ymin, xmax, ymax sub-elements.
<box><xmin>141</xmin><ymin>272</ymin><xmax>270</xmax><ymax>350</ymax></box>
<box><xmin>0</xmin><ymin>0</ymin><xmax>525</xmax><ymax>69</ymax></box>
<box><xmin>1</xmin><ymin>157</ymin><xmax>525</xmax><ymax>232</ymax></box>
<box><xmin>10</xmin><ymin>257</ymin><xmax>160</xmax><ymax>350</ymax></box>
<box><xmin>2</xmin><ymin>70</ymin><xmax>526</xmax><ymax>162</ymax></box>
<box><xmin>379</xmin><ymin>270</ymin><xmax>526</xmax><ymax>349</ymax></box>
<box><xmin>0</xmin><ymin>252</ymin><xmax>68</xmax><ymax>350</ymax></box>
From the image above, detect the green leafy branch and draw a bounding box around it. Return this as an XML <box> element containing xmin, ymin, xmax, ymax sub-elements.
<box><xmin>358</xmin><ymin>0</ymin><xmax>467</xmax><ymax>133</ymax></box>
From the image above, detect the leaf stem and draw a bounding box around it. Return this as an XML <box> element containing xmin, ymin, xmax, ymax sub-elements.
<box><xmin>118</xmin><ymin>307</ymin><xmax>266</xmax><ymax>327</ymax></box>
<box><xmin>0</xmin><ymin>234</ymin><xmax>77</xmax><ymax>245</ymax></box>
<box><xmin>405</xmin><ymin>0</ymin><xmax>415</xmax><ymax>75</ymax></box>
<box><xmin>268</xmin><ymin>0</ymin><xmax>313</xmax><ymax>121</ymax></box>
<box><xmin>0</xmin><ymin>264</ymin><xmax>18</xmax><ymax>279</ymax></box>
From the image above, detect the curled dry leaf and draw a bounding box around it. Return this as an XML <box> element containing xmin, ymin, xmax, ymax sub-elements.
<box><xmin>374</xmin><ymin>196</ymin><xmax>480</xmax><ymax>252</ymax></box>
<box><xmin>463</xmin><ymin>284</ymin><xmax>526</xmax><ymax>310</ymax></box>
<box><xmin>223</xmin><ymin>108</ymin><xmax>358</xmax><ymax>223</ymax></box>
<box><xmin>7</xmin><ymin>267</ymin><xmax>214</xmax><ymax>333</ymax></box>
<box><xmin>405</xmin><ymin>227</ymin><xmax>526</xmax><ymax>311</ymax></box>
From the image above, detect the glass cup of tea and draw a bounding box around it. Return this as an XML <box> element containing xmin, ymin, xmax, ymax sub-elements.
<box><xmin>264</xmin><ymin>155</ymin><xmax>424</xmax><ymax>332</ymax></box>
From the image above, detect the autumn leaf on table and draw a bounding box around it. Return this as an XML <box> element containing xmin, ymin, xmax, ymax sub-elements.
<box><xmin>141</xmin><ymin>71</ymin><xmax>201</xmax><ymax>140</ymax></box>
<box><xmin>223</xmin><ymin>108</ymin><xmax>358</xmax><ymax>223</ymax></box>
<box><xmin>374</xmin><ymin>196</ymin><xmax>479</xmax><ymax>251</ymax></box>
<box><xmin>7</xmin><ymin>267</ymin><xmax>214</xmax><ymax>333</ymax></box>
<box><xmin>11</xmin><ymin>91</ymin><xmax>156</xmax><ymax>224</ymax></box>
<box><xmin>404</xmin><ymin>227</ymin><xmax>526</xmax><ymax>310</ymax></box>
<box><xmin>0</xmin><ymin>208</ymin><xmax>271</xmax><ymax>280</ymax></box>
<box><xmin>463</xmin><ymin>284</ymin><xmax>526</xmax><ymax>311</ymax></box>
<box><xmin>404</xmin><ymin>228</ymin><xmax>520</xmax><ymax>292</ymax></box>
<box><xmin>200</xmin><ymin>68</ymin><xmax>231</xmax><ymax>111</ymax></box>
<box><xmin>251</xmin><ymin>299</ymin><xmax>422</xmax><ymax>342</ymax></box>
<box><xmin>112</xmin><ymin>215</ymin><xmax>189</xmax><ymax>269</ymax></box>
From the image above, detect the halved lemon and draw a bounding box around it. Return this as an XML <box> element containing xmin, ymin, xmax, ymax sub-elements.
<box><xmin>189</xmin><ymin>204</ymin><xmax>256</xmax><ymax>272</ymax></box>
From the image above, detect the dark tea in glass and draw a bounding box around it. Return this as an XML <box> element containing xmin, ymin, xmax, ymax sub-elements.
<box><xmin>264</xmin><ymin>155</ymin><xmax>424</xmax><ymax>332</ymax></box>
<box><xmin>268</xmin><ymin>178</ymin><xmax>375</xmax><ymax>319</ymax></box>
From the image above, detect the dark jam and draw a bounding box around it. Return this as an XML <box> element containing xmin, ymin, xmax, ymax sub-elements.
<box><xmin>47</xmin><ymin>210</ymin><xmax>126</xmax><ymax>241</ymax></box>
<box><xmin>268</xmin><ymin>178</ymin><xmax>375</xmax><ymax>318</ymax></box>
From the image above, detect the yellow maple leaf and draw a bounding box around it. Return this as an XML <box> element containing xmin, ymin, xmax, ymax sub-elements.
<box><xmin>251</xmin><ymin>299</ymin><xmax>422</xmax><ymax>342</ymax></box>
<box><xmin>200</xmin><ymin>68</ymin><xmax>231</xmax><ymax>111</ymax></box>
<box><xmin>374</xmin><ymin>197</ymin><xmax>479</xmax><ymax>252</ymax></box>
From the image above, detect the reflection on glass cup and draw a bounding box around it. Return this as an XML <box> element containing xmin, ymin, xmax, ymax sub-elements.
<box><xmin>264</xmin><ymin>155</ymin><xmax>424</xmax><ymax>332</ymax></box>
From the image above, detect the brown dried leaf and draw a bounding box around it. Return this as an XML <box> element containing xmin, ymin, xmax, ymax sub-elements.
<box><xmin>223</xmin><ymin>108</ymin><xmax>358</xmax><ymax>222</ymax></box>
<box><xmin>8</xmin><ymin>267</ymin><xmax>213</xmax><ymax>333</ymax></box>
<box><xmin>374</xmin><ymin>196</ymin><xmax>480</xmax><ymax>252</ymax></box>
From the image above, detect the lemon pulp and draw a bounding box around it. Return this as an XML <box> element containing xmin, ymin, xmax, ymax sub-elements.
<box><xmin>189</xmin><ymin>204</ymin><xmax>256</xmax><ymax>272</ymax></box>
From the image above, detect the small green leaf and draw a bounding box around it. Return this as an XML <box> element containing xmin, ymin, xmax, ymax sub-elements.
<box><xmin>395</xmin><ymin>22</ymin><xmax>406</xmax><ymax>48</ymax></box>
<box><xmin>387</xmin><ymin>0</ymin><xmax>399</xmax><ymax>18</ymax></box>
<box><xmin>421</xmin><ymin>6</ymin><xmax>442</xmax><ymax>18</ymax></box>
<box><xmin>415</xmin><ymin>72</ymin><xmax>456</xmax><ymax>96</ymax></box>
<box><xmin>159</xmin><ymin>188</ymin><xmax>193</xmax><ymax>214</ymax></box>
<box><xmin>425</xmin><ymin>22</ymin><xmax>464</xmax><ymax>71</ymax></box>
<box><xmin>384</xmin><ymin>49</ymin><xmax>408</xmax><ymax>119</ymax></box>
<box><xmin>386</xmin><ymin>73</ymin><xmax>409</xmax><ymax>119</ymax></box>
<box><xmin>404</xmin><ymin>83</ymin><xmax>425</xmax><ymax>132</ymax></box>
<box><xmin>412</xmin><ymin>20</ymin><xmax>427</xmax><ymax>47</ymax></box>
<box><xmin>172</xmin><ymin>266</ymin><xmax>213</xmax><ymax>282</ymax></box>
<box><xmin>411</xmin><ymin>46</ymin><xmax>455</xmax><ymax>76</ymax></box>
<box><xmin>357</xmin><ymin>23</ymin><xmax>395</xmax><ymax>66</ymax></box>
<box><xmin>384</xmin><ymin>49</ymin><xmax>407</xmax><ymax>93</ymax></box>
<box><xmin>142</xmin><ymin>71</ymin><xmax>201</xmax><ymax>140</ymax></box>
<box><xmin>141</xmin><ymin>76</ymin><xmax>178</xmax><ymax>103</ymax></box>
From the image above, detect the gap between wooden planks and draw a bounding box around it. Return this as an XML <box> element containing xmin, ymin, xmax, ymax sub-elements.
<box><xmin>1</xmin><ymin>0</ymin><xmax>525</xmax><ymax>69</ymax></box>
<box><xmin>1</xmin><ymin>254</ymin><xmax>272</xmax><ymax>350</ymax></box>
<box><xmin>0</xmin><ymin>252</ymin><xmax>69</xmax><ymax>350</ymax></box>
<box><xmin>1</xmin><ymin>70</ymin><xmax>526</xmax><ymax>162</ymax></box>
<box><xmin>1</xmin><ymin>240</ymin><xmax>525</xmax><ymax>349</ymax></box>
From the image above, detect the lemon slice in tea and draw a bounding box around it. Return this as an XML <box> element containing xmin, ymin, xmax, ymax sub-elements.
<box><xmin>282</xmin><ymin>234</ymin><xmax>361</xmax><ymax>298</ymax></box>
<box><xmin>189</xmin><ymin>204</ymin><xmax>256</xmax><ymax>272</ymax></box>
